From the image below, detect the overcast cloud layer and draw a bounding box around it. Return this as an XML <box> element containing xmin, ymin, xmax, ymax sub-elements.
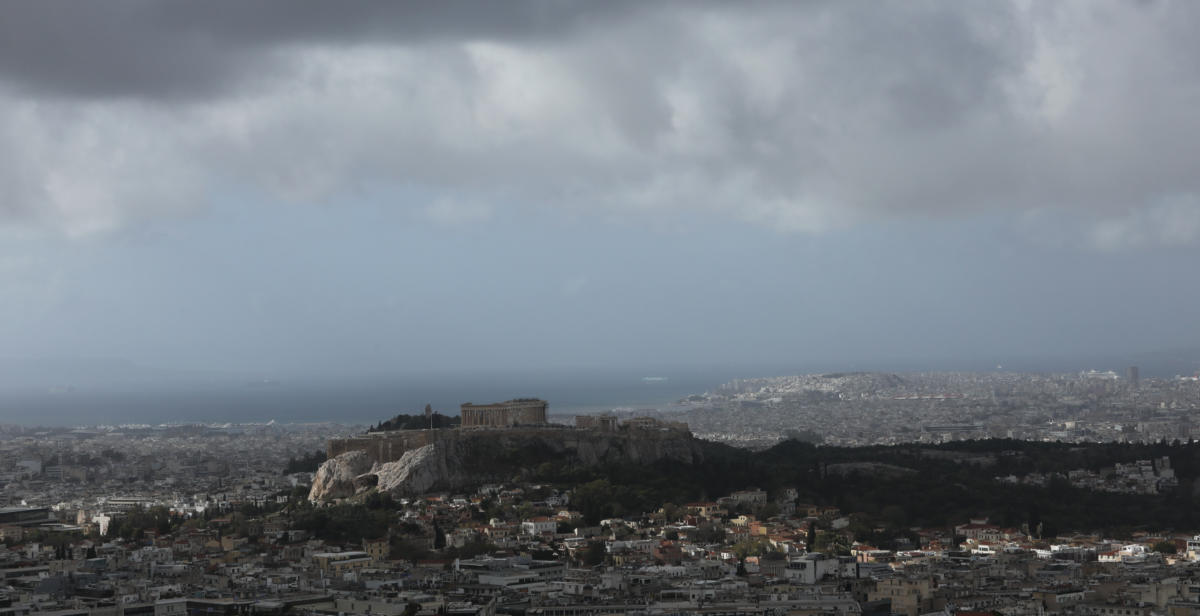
<box><xmin>2</xmin><ymin>1</ymin><xmax>1200</xmax><ymax>390</ymax></box>
<box><xmin>0</xmin><ymin>1</ymin><xmax>1196</xmax><ymax>243</ymax></box>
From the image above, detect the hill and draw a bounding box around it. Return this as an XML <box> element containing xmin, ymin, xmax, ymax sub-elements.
<box><xmin>310</xmin><ymin>425</ymin><xmax>704</xmax><ymax>500</ymax></box>
<box><xmin>312</xmin><ymin>428</ymin><xmax>1200</xmax><ymax>535</ymax></box>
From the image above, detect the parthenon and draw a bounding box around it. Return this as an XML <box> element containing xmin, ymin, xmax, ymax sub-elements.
<box><xmin>459</xmin><ymin>398</ymin><xmax>548</xmax><ymax>428</ymax></box>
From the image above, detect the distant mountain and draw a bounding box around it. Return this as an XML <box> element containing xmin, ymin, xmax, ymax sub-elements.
<box><xmin>816</xmin><ymin>372</ymin><xmax>906</xmax><ymax>388</ymax></box>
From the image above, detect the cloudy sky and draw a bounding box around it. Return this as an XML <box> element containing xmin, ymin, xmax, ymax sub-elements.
<box><xmin>2</xmin><ymin>0</ymin><xmax>1199</xmax><ymax>383</ymax></box>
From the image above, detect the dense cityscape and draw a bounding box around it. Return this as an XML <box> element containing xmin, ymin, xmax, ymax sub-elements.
<box><xmin>5</xmin><ymin>2</ymin><xmax>1200</xmax><ymax>616</ymax></box>
<box><xmin>665</xmin><ymin>370</ymin><xmax>1200</xmax><ymax>449</ymax></box>
<box><xmin>5</xmin><ymin>372</ymin><xmax>1200</xmax><ymax>615</ymax></box>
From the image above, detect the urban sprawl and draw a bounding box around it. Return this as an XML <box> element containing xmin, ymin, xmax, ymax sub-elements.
<box><xmin>3</xmin><ymin>371</ymin><xmax>1200</xmax><ymax>616</ymax></box>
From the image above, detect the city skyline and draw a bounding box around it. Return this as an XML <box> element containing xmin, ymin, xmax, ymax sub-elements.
<box><xmin>7</xmin><ymin>5</ymin><xmax>1200</xmax><ymax>614</ymax></box>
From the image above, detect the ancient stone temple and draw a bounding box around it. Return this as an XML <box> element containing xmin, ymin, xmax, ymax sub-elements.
<box><xmin>460</xmin><ymin>398</ymin><xmax>548</xmax><ymax>427</ymax></box>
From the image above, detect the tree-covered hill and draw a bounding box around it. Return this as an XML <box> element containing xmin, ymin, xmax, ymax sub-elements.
<box><xmin>529</xmin><ymin>437</ymin><xmax>1200</xmax><ymax>534</ymax></box>
<box><xmin>368</xmin><ymin>410</ymin><xmax>460</xmax><ymax>432</ymax></box>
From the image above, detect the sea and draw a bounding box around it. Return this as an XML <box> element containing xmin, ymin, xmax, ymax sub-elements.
<box><xmin>1</xmin><ymin>351</ymin><xmax>1194</xmax><ymax>427</ymax></box>
<box><xmin>0</xmin><ymin>369</ymin><xmax>735</xmax><ymax>427</ymax></box>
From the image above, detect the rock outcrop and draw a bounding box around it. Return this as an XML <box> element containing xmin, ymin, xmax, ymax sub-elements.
<box><xmin>309</xmin><ymin>449</ymin><xmax>373</xmax><ymax>500</ymax></box>
<box><xmin>309</xmin><ymin>427</ymin><xmax>705</xmax><ymax>500</ymax></box>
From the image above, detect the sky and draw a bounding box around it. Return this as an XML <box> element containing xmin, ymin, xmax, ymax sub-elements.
<box><xmin>2</xmin><ymin>1</ymin><xmax>1200</xmax><ymax>388</ymax></box>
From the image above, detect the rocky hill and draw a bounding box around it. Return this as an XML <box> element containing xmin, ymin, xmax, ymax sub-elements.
<box><xmin>309</xmin><ymin>426</ymin><xmax>705</xmax><ymax>500</ymax></box>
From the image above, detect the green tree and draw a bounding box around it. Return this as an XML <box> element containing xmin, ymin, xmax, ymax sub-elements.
<box><xmin>581</xmin><ymin>541</ymin><xmax>607</xmax><ymax>566</ymax></box>
<box><xmin>573</xmin><ymin>479</ymin><xmax>617</xmax><ymax>525</ymax></box>
<box><xmin>733</xmin><ymin>539</ymin><xmax>770</xmax><ymax>559</ymax></box>
<box><xmin>757</xmin><ymin>502</ymin><xmax>780</xmax><ymax>519</ymax></box>
<box><xmin>283</xmin><ymin>450</ymin><xmax>327</xmax><ymax>474</ymax></box>
<box><xmin>784</xmin><ymin>429</ymin><xmax>824</xmax><ymax>444</ymax></box>
<box><xmin>433</xmin><ymin>523</ymin><xmax>446</xmax><ymax>549</ymax></box>
<box><xmin>881</xmin><ymin>505</ymin><xmax>908</xmax><ymax>529</ymax></box>
<box><xmin>694</xmin><ymin>524</ymin><xmax>726</xmax><ymax>544</ymax></box>
<box><xmin>1153</xmin><ymin>540</ymin><xmax>1177</xmax><ymax>554</ymax></box>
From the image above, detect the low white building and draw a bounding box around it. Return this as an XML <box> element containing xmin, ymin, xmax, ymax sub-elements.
<box><xmin>522</xmin><ymin>517</ymin><xmax>557</xmax><ymax>535</ymax></box>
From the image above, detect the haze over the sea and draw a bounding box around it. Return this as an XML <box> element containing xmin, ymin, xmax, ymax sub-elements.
<box><xmin>2</xmin><ymin>3</ymin><xmax>1200</xmax><ymax>426</ymax></box>
<box><xmin>2</xmin><ymin>349</ymin><xmax>1197</xmax><ymax>426</ymax></box>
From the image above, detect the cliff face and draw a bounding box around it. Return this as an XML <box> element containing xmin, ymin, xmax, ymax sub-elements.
<box><xmin>309</xmin><ymin>449</ymin><xmax>373</xmax><ymax>500</ymax></box>
<box><xmin>308</xmin><ymin>427</ymin><xmax>704</xmax><ymax>501</ymax></box>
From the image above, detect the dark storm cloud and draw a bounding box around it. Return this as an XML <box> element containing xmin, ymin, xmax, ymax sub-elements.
<box><xmin>0</xmin><ymin>0</ymin><xmax>636</xmax><ymax>100</ymax></box>
<box><xmin>0</xmin><ymin>1</ymin><xmax>1197</xmax><ymax>246</ymax></box>
<box><xmin>5</xmin><ymin>1</ymin><xmax>1200</xmax><ymax>382</ymax></box>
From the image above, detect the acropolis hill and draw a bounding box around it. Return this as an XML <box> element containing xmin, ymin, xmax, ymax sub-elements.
<box><xmin>310</xmin><ymin>406</ymin><xmax>698</xmax><ymax>500</ymax></box>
